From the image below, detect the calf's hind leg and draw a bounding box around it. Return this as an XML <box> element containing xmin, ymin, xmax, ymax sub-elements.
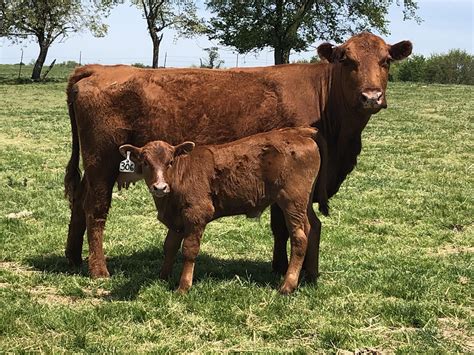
<box><xmin>65</xmin><ymin>178</ymin><xmax>87</xmax><ymax>267</ymax></box>
<box><xmin>279</xmin><ymin>217</ymin><xmax>308</xmax><ymax>295</ymax></box>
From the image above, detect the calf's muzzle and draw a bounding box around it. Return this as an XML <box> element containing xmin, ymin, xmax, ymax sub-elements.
<box><xmin>151</xmin><ymin>182</ymin><xmax>170</xmax><ymax>197</ymax></box>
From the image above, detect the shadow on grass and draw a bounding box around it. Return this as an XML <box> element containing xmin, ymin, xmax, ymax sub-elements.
<box><xmin>26</xmin><ymin>247</ymin><xmax>279</xmax><ymax>300</ymax></box>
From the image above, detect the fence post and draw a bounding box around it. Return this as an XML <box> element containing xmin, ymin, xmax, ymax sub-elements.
<box><xmin>18</xmin><ymin>49</ymin><xmax>24</xmax><ymax>79</ymax></box>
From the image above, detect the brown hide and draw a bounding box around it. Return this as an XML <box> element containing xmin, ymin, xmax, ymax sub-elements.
<box><xmin>64</xmin><ymin>32</ymin><xmax>412</xmax><ymax>278</ymax></box>
<box><xmin>120</xmin><ymin>127</ymin><xmax>326</xmax><ymax>293</ymax></box>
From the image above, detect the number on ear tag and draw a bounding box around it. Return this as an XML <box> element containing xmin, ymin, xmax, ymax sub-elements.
<box><xmin>119</xmin><ymin>151</ymin><xmax>135</xmax><ymax>173</ymax></box>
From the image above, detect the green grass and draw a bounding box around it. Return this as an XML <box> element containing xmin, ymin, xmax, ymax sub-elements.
<box><xmin>0</xmin><ymin>64</ymin><xmax>73</xmax><ymax>84</ymax></box>
<box><xmin>0</xmin><ymin>67</ymin><xmax>472</xmax><ymax>352</ymax></box>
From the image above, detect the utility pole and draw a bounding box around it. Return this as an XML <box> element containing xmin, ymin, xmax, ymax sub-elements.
<box><xmin>236</xmin><ymin>53</ymin><xmax>239</xmax><ymax>67</ymax></box>
<box><xmin>163</xmin><ymin>52</ymin><xmax>167</xmax><ymax>68</ymax></box>
<box><xmin>79</xmin><ymin>51</ymin><xmax>82</xmax><ymax>65</ymax></box>
<box><xmin>18</xmin><ymin>49</ymin><xmax>24</xmax><ymax>79</ymax></box>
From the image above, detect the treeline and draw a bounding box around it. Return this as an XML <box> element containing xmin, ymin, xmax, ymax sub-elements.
<box><xmin>389</xmin><ymin>50</ymin><xmax>473</xmax><ymax>85</ymax></box>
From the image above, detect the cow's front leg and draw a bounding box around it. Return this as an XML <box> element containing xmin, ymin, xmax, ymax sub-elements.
<box><xmin>177</xmin><ymin>226</ymin><xmax>204</xmax><ymax>293</ymax></box>
<box><xmin>302</xmin><ymin>204</ymin><xmax>322</xmax><ymax>281</ymax></box>
<box><xmin>270</xmin><ymin>204</ymin><xmax>289</xmax><ymax>275</ymax></box>
<box><xmin>160</xmin><ymin>229</ymin><xmax>184</xmax><ymax>279</ymax></box>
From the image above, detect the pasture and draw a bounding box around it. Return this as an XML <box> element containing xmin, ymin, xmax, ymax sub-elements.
<box><xmin>0</xmin><ymin>66</ymin><xmax>472</xmax><ymax>352</ymax></box>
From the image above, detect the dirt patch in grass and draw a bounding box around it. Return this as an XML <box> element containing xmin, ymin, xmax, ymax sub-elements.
<box><xmin>0</xmin><ymin>261</ymin><xmax>37</xmax><ymax>276</ymax></box>
<box><xmin>29</xmin><ymin>285</ymin><xmax>110</xmax><ymax>306</ymax></box>
<box><xmin>430</xmin><ymin>245</ymin><xmax>474</xmax><ymax>256</ymax></box>
<box><xmin>438</xmin><ymin>317</ymin><xmax>474</xmax><ymax>352</ymax></box>
<box><xmin>1</xmin><ymin>261</ymin><xmax>110</xmax><ymax>305</ymax></box>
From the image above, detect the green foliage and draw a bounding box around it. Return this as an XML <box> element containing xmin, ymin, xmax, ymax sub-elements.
<box><xmin>200</xmin><ymin>47</ymin><xmax>224</xmax><ymax>69</ymax></box>
<box><xmin>390</xmin><ymin>50</ymin><xmax>473</xmax><ymax>85</ymax></box>
<box><xmin>0</xmin><ymin>0</ymin><xmax>109</xmax><ymax>80</ymax></box>
<box><xmin>205</xmin><ymin>0</ymin><xmax>420</xmax><ymax>64</ymax></box>
<box><xmin>0</xmin><ymin>69</ymin><xmax>473</xmax><ymax>351</ymax></box>
<box><xmin>397</xmin><ymin>54</ymin><xmax>427</xmax><ymax>82</ymax></box>
<box><xmin>127</xmin><ymin>0</ymin><xmax>204</xmax><ymax>67</ymax></box>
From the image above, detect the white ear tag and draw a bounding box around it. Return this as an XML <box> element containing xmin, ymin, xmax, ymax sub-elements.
<box><xmin>119</xmin><ymin>151</ymin><xmax>136</xmax><ymax>173</ymax></box>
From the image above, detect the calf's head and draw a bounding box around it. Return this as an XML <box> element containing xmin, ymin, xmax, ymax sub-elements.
<box><xmin>318</xmin><ymin>32</ymin><xmax>412</xmax><ymax>114</ymax></box>
<box><xmin>119</xmin><ymin>140</ymin><xmax>195</xmax><ymax>197</ymax></box>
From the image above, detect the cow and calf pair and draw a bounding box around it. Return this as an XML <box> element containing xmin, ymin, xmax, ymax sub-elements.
<box><xmin>64</xmin><ymin>32</ymin><xmax>412</xmax><ymax>293</ymax></box>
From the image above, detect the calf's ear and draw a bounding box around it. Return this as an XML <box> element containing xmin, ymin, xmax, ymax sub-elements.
<box><xmin>174</xmin><ymin>142</ymin><xmax>195</xmax><ymax>157</ymax></box>
<box><xmin>389</xmin><ymin>40</ymin><xmax>413</xmax><ymax>61</ymax></box>
<box><xmin>119</xmin><ymin>144</ymin><xmax>141</xmax><ymax>161</ymax></box>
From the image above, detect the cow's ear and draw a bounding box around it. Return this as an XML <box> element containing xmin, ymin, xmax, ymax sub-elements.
<box><xmin>174</xmin><ymin>142</ymin><xmax>195</xmax><ymax>157</ymax></box>
<box><xmin>389</xmin><ymin>40</ymin><xmax>413</xmax><ymax>61</ymax></box>
<box><xmin>119</xmin><ymin>144</ymin><xmax>141</xmax><ymax>161</ymax></box>
<box><xmin>317</xmin><ymin>42</ymin><xmax>334</xmax><ymax>62</ymax></box>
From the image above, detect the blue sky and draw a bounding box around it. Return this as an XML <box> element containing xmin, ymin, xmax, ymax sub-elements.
<box><xmin>0</xmin><ymin>0</ymin><xmax>472</xmax><ymax>67</ymax></box>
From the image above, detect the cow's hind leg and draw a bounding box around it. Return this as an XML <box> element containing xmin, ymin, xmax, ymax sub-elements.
<box><xmin>302</xmin><ymin>205</ymin><xmax>322</xmax><ymax>282</ymax></box>
<box><xmin>83</xmin><ymin>170</ymin><xmax>117</xmax><ymax>278</ymax></box>
<box><xmin>270</xmin><ymin>204</ymin><xmax>289</xmax><ymax>275</ymax></box>
<box><xmin>65</xmin><ymin>178</ymin><xmax>87</xmax><ymax>267</ymax></box>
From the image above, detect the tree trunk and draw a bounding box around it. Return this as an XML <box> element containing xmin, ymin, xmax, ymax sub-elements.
<box><xmin>151</xmin><ymin>32</ymin><xmax>163</xmax><ymax>68</ymax></box>
<box><xmin>274</xmin><ymin>47</ymin><xmax>290</xmax><ymax>65</ymax></box>
<box><xmin>32</xmin><ymin>42</ymin><xmax>49</xmax><ymax>81</ymax></box>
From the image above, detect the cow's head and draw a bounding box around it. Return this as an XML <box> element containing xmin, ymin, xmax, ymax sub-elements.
<box><xmin>317</xmin><ymin>32</ymin><xmax>412</xmax><ymax>114</ymax></box>
<box><xmin>119</xmin><ymin>140</ymin><xmax>195</xmax><ymax>197</ymax></box>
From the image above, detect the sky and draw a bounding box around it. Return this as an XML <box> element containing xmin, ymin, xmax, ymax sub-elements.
<box><xmin>0</xmin><ymin>0</ymin><xmax>472</xmax><ymax>67</ymax></box>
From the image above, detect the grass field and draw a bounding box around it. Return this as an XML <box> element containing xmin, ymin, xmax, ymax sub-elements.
<box><xmin>0</xmin><ymin>65</ymin><xmax>472</xmax><ymax>352</ymax></box>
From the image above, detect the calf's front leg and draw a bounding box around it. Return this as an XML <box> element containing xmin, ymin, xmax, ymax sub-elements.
<box><xmin>177</xmin><ymin>226</ymin><xmax>204</xmax><ymax>293</ymax></box>
<box><xmin>160</xmin><ymin>229</ymin><xmax>184</xmax><ymax>279</ymax></box>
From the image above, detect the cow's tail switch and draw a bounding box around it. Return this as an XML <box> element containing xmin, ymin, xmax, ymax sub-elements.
<box><xmin>313</xmin><ymin>131</ymin><xmax>329</xmax><ymax>216</ymax></box>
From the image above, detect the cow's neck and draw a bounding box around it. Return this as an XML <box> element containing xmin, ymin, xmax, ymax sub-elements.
<box><xmin>313</xmin><ymin>63</ymin><xmax>371</xmax><ymax>197</ymax></box>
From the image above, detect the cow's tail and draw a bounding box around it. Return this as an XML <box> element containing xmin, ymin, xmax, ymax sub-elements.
<box><xmin>64</xmin><ymin>68</ymin><xmax>93</xmax><ymax>206</ymax></box>
<box><xmin>312</xmin><ymin>130</ymin><xmax>329</xmax><ymax>216</ymax></box>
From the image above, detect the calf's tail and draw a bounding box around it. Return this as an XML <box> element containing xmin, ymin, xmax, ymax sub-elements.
<box><xmin>313</xmin><ymin>131</ymin><xmax>329</xmax><ymax>216</ymax></box>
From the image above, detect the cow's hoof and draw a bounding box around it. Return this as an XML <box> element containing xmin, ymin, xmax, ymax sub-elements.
<box><xmin>67</xmin><ymin>256</ymin><xmax>83</xmax><ymax>268</ymax></box>
<box><xmin>304</xmin><ymin>272</ymin><xmax>319</xmax><ymax>283</ymax></box>
<box><xmin>272</xmin><ymin>263</ymin><xmax>288</xmax><ymax>276</ymax></box>
<box><xmin>159</xmin><ymin>268</ymin><xmax>171</xmax><ymax>280</ymax></box>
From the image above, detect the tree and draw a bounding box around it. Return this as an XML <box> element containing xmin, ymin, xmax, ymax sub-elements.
<box><xmin>0</xmin><ymin>0</ymin><xmax>108</xmax><ymax>81</ymax></box>
<box><xmin>206</xmin><ymin>0</ymin><xmax>420</xmax><ymax>65</ymax></box>
<box><xmin>200</xmin><ymin>46</ymin><xmax>224</xmax><ymax>68</ymax></box>
<box><xmin>131</xmin><ymin>0</ymin><xmax>203</xmax><ymax>68</ymax></box>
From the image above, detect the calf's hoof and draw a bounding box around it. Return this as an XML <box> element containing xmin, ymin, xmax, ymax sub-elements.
<box><xmin>176</xmin><ymin>286</ymin><xmax>190</xmax><ymax>295</ymax></box>
<box><xmin>89</xmin><ymin>264</ymin><xmax>110</xmax><ymax>279</ymax></box>
<box><xmin>278</xmin><ymin>284</ymin><xmax>296</xmax><ymax>295</ymax></box>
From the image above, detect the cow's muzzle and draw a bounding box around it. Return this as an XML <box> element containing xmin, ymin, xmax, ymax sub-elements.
<box><xmin>361</xmin><ymin>90</ymin><xmax>386</xmax><ymax>110</ymax></box>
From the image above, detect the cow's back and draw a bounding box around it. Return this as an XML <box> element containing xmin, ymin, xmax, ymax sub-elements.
<box><xmin>67</xmin><ymin>64</ymin><xmax>326</xmax><ymax>152</ymax></box>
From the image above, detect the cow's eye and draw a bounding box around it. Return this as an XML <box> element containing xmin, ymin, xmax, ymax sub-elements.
<box><xmin>380</xmin><ymin>57</ymin><xmax>391</xmax><ymax>69</ymax></box>
<box><xmin>167</xmin><ymin>160</ymin><xmax>173</xmax><ymax>168</ymax></box>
